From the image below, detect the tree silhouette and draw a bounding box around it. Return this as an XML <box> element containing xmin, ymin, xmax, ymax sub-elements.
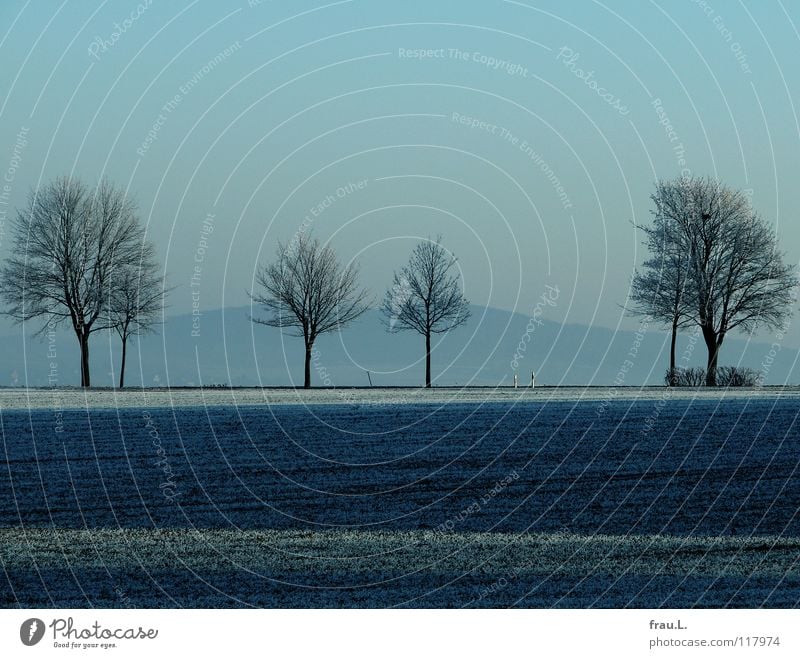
<box><xmin>382</xmin><ymin>236</ymin><xmax>470</xmax><ymax>387</ymax></box>
<box><xmin>108</xmin><ymin>244</ymin><xmax>166</xmax><ymax>388</ymax></box>
<box><xmin>1</xmin><ymin>177</ymin><xmax>149</xmax><ymax>387</ymax></box>
<box><xmin>630</xmin><ymin>206</ymin><xmax>694</xmax><ymax>385</ymax></box>
<box><xmin>635</xmin><ymin>177</ymin><xmax>797</xmax><ymax>386</ymax></box>
<box><xmin>251</xmin><ymin>232</ymin><xmax>370</xmax><ymax>388</ymax></box>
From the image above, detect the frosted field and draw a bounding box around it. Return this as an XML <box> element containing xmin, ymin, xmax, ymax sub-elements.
<box><xmin>2</xmin><ymin>529</ymin><xmax>798</xmax><ymax>608</ymax></box>
<box><xmin>1</xmin><ymin>385</ymin><xmax>800</xmax><ymax>409</ymax></box>
<box><xmin>1</xmin><ymin>388</ymin><xmax>799</xmax><ymax>607</ymax></box>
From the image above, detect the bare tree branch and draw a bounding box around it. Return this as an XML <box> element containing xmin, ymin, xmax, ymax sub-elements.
<box><xmin>0</xmin><ymin>177</ymin><xmax>154</xmax><ymax>387</ymax></box>
<box><xmin>633</xmin><ymin>176</ymin><xmax>797</xmax><ymax>386</ymax></box>
<box><xmin>381</xmin><ymin>236</ymin><xmax>470</xmax><ymax>387</ymax></box>
<box><xmin>250</xmin><ymin>232</ymin><xmax>371</xmax><ymax>388</ymax></box>
<box><xmin>106</xmin><ymin>240</ymin><xmax>169</xmax><ymax>388</ymax></box>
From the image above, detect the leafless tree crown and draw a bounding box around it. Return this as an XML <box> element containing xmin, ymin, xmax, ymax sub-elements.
<box><xmin>108</xmin><ymin>242</ymin><xmax>165</xmax><ymax>341</ymax></box>
<box><xmin>653</xmin><ymin>177</ymin><xmax>796</xmax><ymax>334</ymax></box>
<box><xmin>0</xmin><ymin>177</ymin><xmax>156</xmax><ymax>386</ymax></box>
<box><xmin>251</xmin><ymin>232</ymin><xmax>370</xmax><ymax>388</ymax></box>
<box><xmin>381</xmin><ymin>236</ymin><xmax>470</xmax><ymax>336</ymax></box>
<box><xmin>2</xmin><ymin>177</ymin><xmax>145</xmax><ymax>331</ymax></box>
<box><xmin>252</xmin><ymin>232</ymin><xmax>370</xmax><ymax>339</ymax></box>
<box><xmin>630</xmin><ymin>214</ymin><xmax>693</xmax><ymax>327</ymax></box>
<box><xmin>631</xmin><ymin>176</ymin><xmax>797</xmax><ymax>386</ymax></box>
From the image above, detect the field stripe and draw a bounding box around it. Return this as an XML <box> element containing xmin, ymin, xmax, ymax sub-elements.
<box><xmin>2</xmin><ymin>528</ymin><xmax>798</xmax><ymax>580</ymax></box>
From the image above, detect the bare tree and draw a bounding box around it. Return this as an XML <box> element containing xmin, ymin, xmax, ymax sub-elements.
<box><xmin>0</xmin><ymin>177</ymin><xmax>149</xmax><ymax>387</ymax></box>
<box><xmin>381</xmin><ymin>237</ymin><xmax>470</xmax><ymax>387</ymax></box>
<box><xmin>108</xmin><ymin>243</ymin><xmax>166</xmax><ymax>389</ymax></box>
<box><xmin>251</xmin><ymin>232</ymin><xmax>370</xmax><ymax>388</ymax></box>
<box><xmin>630</xmin><ymin>210</ymin><xmax>694</xmax><ymax>385</ymax></box>
<box><xmin>645</xmin><ymin>177</ymin><xmax>797</xmax><ymax>386</ymax></box>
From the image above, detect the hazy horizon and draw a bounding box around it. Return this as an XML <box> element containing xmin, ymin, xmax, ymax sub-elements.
<box><xmin>1</xmin><ymin>0</ymin><xmax>799</xmax><ymax>365</ymax></box>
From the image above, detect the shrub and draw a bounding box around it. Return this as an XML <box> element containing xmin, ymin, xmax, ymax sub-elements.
<box><xmin>666</xmin><ymin>366</ymin><xmax>760</xmax><ymax>387</ymax></box>
<box><xmin>665</xmin><ymin>367</ymin><xmax>706</xmax><ymax>387</ymax></box>
<box><xmin>716</xmin><ymin>367</ymin><xmax>760</xmax><ymax>387</ymax></box>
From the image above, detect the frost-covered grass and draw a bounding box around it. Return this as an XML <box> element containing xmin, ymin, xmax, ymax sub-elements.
<box><xmin>2</xmin><ymin>394</ymin><xmax>799</xmax><ymax>607</ymax></box>
<box><xmin>2</xmin><ymin>528</ymin><xmax>798</xmax><ymax>607</ymax></box>
<box><xmin>3</xmin><ymin>527</ymin><xmax>798</xmax><ymax>577</ymax></box>
<box><xmin>1</xmin><ymin>385</ymin><xmax>799</xmax><ymax>410</ymax></box>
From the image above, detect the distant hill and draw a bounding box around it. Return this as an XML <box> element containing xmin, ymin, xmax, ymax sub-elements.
<box><xmin>0</xmin><ymin>306</ymin><xmax>795</xmax><ymax>388</ymax></box>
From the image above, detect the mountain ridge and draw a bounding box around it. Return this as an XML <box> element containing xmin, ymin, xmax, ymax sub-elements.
<box><xmin>0</xmin><ymin>305</ymin><xmax>795</xmax><ymax>388</ymax></box>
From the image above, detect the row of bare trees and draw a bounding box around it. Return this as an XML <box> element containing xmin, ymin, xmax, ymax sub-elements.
<box><xmin>0</xmin><ymin>177</ymin><xmax>165</xmax><ymax>388</ymax></box>
<box><xmin>252</xmin><ymin>233</ymin><xmax>470</xmax><ymax>388</ymax></box>
<box><xmin>5</xmin><ymin>175</ymin><xmax>792</xmax><ymax>390</ymax></box>
<box><xmin>630</xmin><ymin>176</ymin><xmax>797</xmax><ymax>387</ymax></box>
<box><xmin>0</xmin><ymin>177</ymin><xmax>470</xmax><ymax>389</ymax></box>
<box><xmin>264</xmin><ymin>177</ymin><xmax>798</xmax><ymax>390</ymax></box>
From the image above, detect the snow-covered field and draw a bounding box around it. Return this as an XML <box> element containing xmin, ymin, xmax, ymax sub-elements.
<box><xmin>1</xmin><ymin>385</ymin><xmax>799</xmax><ymax>409</ymax></box>
<box><xmin>3</xmin><ymin>528</ymin><xmax>798</xmax><ymax>607</ymax></box>
<box><xmin>1</xmin><ymin>390</ymin><xmax>798</xmax><ymax>607</ymax></box>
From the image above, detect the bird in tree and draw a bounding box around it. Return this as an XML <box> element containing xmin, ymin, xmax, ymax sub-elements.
<box><xmin>632</xmin><ymin>176</ymin><xmax>797</xmax><ymax>386</ymax></box>
<box><xmin>381</xmin><ymin>236</ymin><xmax>470</xmax><ymax>388</ymax></box>
<box><xmin>251</xmin><ymin>232</ymin><xmax>370</xmax><ymax>389</ymax></box>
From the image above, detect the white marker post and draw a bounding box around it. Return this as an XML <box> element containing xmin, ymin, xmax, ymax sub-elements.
<box><xmin>531</xmin><ymin>371</ymin><xmax>536</xmax><ymax>388</ymax></box>
<box><xmin>513</xmin><ymin>374</ymin><xmax>518</xmax><ymax>388</ymax></box>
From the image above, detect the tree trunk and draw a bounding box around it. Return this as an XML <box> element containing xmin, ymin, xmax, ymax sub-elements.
<box><xmin>425</xmin><ymin>332</ymin><xmax>431</xmax><ymax>388</ymax></box>
<box><xmin>119</xmin><ymin>335</ymin><xmax>127</xmax><ymax>389</ymax></box>
<box><xmin>703</xmin><ymin>327</ymin><xmax>720</xmax><ymax>387</ymax></box>
<box><xmin>304</xmin><ymin>342</ymin><xmax>312</xmax><ymax>389</ymax></box>
<box><xmin>79</xmin><ymin>330</ymin><xmax>91</xmax><ymax>388</ymax></box>
<box><xmin>669</xmin><ymin>315</ymin><xmax>679</xmax><ymax>386</ymax></box>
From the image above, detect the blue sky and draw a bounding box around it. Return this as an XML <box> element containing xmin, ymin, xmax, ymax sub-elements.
<box><xmin>1</xmin><ymin>0</ymin><xmax>798</xmax><ymax>349</ymax></box>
